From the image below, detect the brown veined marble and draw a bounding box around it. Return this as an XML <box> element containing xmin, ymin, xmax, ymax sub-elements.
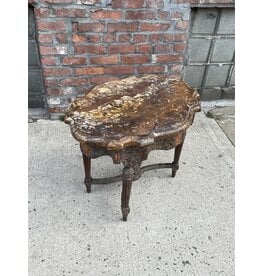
<box><xmin>64</xmin><ymin>74</ymin><xmax>201</xmax><ymax>150</ymax></box>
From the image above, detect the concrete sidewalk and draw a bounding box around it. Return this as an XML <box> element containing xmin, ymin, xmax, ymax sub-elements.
<box><xmin>29</xmin><ymin>112</ymin><xmax>234</xmax><ymax>276</ymax></box>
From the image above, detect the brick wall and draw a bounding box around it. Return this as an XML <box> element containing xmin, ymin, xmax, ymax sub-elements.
<box><xmin>29</xmin><ymin>0</ymin><xmax>234</xmax><ymax>115</ymax></box>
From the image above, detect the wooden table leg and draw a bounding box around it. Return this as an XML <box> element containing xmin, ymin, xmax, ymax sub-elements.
<box><xmin>172</xmin><ymin>140</ymin><xmax>184</xmax><ymax>177</ymax></box>
<box><xmin>121</xmin><ymin>166</ymin><xmax>133</xmax><ymax>221</ymax></box>
<box><xmin>120</xmin><ymin>149</ymin><xmax>142</xmax><ymax>221</ymax></box>
<box><xmin>82</xmin><ymin>154</ymin><xmax>92</xmax><ymax>193</ymax></box>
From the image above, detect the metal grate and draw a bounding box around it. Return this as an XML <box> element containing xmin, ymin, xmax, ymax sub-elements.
<box><xmin>28</xmin><ymin>6</ymin><xmax>46</xmax><ymax>108</ymax></box>
<box><xmin>184</xmin><ymin>8</ymin><xmax>235</xmax><ymax>101</ymax></box>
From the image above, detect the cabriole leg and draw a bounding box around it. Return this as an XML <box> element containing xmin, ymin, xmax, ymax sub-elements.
<box><xmin>82</xmin><ymin>154</ymin><xmax>92</xmax><ymax>193</ymax></box>
<box><xmin>172</xmin><ymin>140</ymin><xmax>184</xmax><ymax>178</ymax></box>
<box><xmin>121</xmin><ymin>166</ymin><xmax>134</xmax><ymax>221</ymax></box>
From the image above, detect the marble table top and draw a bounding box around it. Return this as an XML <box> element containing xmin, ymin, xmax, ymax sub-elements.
<box><xmin>64</xmin><ymin>75</ymin><xmax>201</xmax><ymax>150</ymax></box>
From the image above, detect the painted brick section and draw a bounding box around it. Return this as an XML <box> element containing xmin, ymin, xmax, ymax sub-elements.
<box><xmin>32</xmin><ymin>0</ymin><xmax>234</xmax><ymax>114</ymax></box>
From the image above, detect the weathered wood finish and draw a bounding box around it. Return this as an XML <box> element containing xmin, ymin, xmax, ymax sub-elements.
<box><xmin>82</xmin><ymin>153</ymin><xmax>91</xmax><ymax>193</ymax></box>
<box><xmin>65</xmin><ymin>75</ymin><xmax>201</xmax><ymax>221</ymax></box>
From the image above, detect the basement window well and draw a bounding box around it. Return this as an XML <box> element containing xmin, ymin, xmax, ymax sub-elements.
<box><xmin>184</xmin><ymin>8</ymin><xmax>235</xmax><ymax>101</ymax></box>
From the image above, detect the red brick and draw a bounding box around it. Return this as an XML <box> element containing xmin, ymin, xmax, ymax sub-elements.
<box><xmin>41</xmin><ymin>56</ymin><xmax>59</xmax><ymax>66</ymax></box>
<box><xmin>47</xmin><ymin>88</ymin><xmax>63</xmax><ymax>96</ymax></box>
<box><xmin>137</xmin><ymin>65</ymin><xmax>165</xmax><ymax>74</ymax></box>
<box><xmin>45</xmin><ymin>78</ymin><xmax>59</xmax><ymax>87</ymax></box>
<box><xmin>63</xmin><ymin>57</ymin><xmax>86</xmax><ymax>65</ymax></box>
<box><xmin>38</xmin><ymin>34</ymin><xmax>53</xmax><ymax>44</ymax></box>
<box><xmin>125</xmin><ymin>11</ymin><xmax>154</xmax><ymax>20</ymax></box>
<box><xmin>75</xmin><ymin>67</ymin><xmax>105</xmax><ymax>75</ymax></box>
<box><xmin>171</xmin><ymin>64</ymin><xmax>183</xmax><ymax>72</ymax></box>
<box><xmin>176</xmin><ymin>20</ymin><xmax>189</xmax><ymax>30</ymax></box>
<box><xmin>54</xmin><ymin>8</ymin><xmax>86</xmax><ymax>17</ymax></box>
<box><xmin>86</xmin><ymin>35</ymin><xmax>101</xmax><ymax>43</ymax></box>
<box><xmin>108</xmin><ymin>44</ymin><xmax>136</xmax><ymax>54</ymax></box>
<box><xmin>34</xmin><ymin>7</ymin><xmax>52</xmax><ymax>18</ymax></box>
<box><xmin>40</xmin><ymin>46</ymin><xmax>57</xmax><ymax>55</ymax></box>
<box><xmin>111</xmin><ymin>0</ymin><xmax>124</xmax><ymax>8</ymax></box>
<box><xmin>126</xmin><ymin>0</ymin><xmax>144</xmax><ymax>8</ymax></box>
<box><xmin>171</xmin><ymin>11</ymin><xmax>183</xmax><ymax>19</ymax></box>
<box><xmin>174</xmin><ymin>43</ymin><xmax>187</xmax><ymax>53</ymax></box>
<box><xmin>43</xmin><ymin>0</ymin><xmax>74</xmax><ymax>3</ymax></box>
<box><xmin>158</xmin><ymin>11</ymin><xmax>170</xmax><ymax>20</ymax></box>
<box><xmin>149</xmin><ymin>34</ymin><xmax>162</xmax><ymax>42</ymax></box>
<box><xmin>102</xmin><ymin>34</ymin><xmax>116</xmax><ymax>43</ymax></box>
<box><xmin>37</xmin><ymin>20</ymin><xmax>66</xmax><ymax>31</ymax></box>
<box><xmin>163</xmin><ymin>33</ymin><xmax>187</xmax><ymax>42</ymax></box>
<box><xmin>176</xmin><ymin>0</ymin><xmax>190</xmax><ymax>3</ymax></box>
<box><xmin>72</xmin><ymin>34</ymin><xmax>87</xmax><ymax>43</ymax></box>
<box><xmin>89</xmin><ymin>76</ymin><xmax>119</xmax><ymax>86</ymax></box>
<box><xmin>140</xmin><ymin>23</ymin><xmax>170</xmax><ymax>32</ymax></box>
<box><xmin>118</xmin><ymin>34</ymin><xmax>132</xmax><ymax>42</ymax></box>
<box><xmin>133</xmin><ymin>34</ymin><xmax>147</xmax><ymax>43</ymax></box>
<box><xmin>105</xmin><ymin>66</ymin><xmax>135</xmax><ymax>74</ymax></box>
<box><xmin>121</xmin><ymin>55</ymin><xmax>149</xmax><ymax>64</ymax></box>
<box><xmin>44</xmin><ymin>68</ymin><xmax>72</xmax><ymax>77</ymax></box>
<box><xmin>91</xmin><ymin>10</ymin><xmax>122</xmax><ymax>20</ymax></box>
<box><xmin>74</xmin><ymin>22</ymin><xmax>105</xmax><ymax>32</ymax></box>
<box><xmin>90</xmin><ymin>55</ymin><xmax>119</xmax><ymax>65</ymax></box>
<box><xmin>145</xmin><ymin>0</ymin><xmax>163</xmax><ymax>8</ymax></box>
<box><xmin>156</xmin><ymin>54</ymin><xmax>183</xmax><ymax>63</ymax></box>
<box><xmin>60</xmin><ymin>78</ymin><xmax>90</xmax><ymax>86</ymax></box>
<box><xmin>155</xmin><ymin>44</ymin><xmax>173</xmax><ymax>53</ymax></box>
<box><xmin>136</xmin><ymin>44</ymin><xmax>152</xmax><ymax>53</ymax></box>
<box><xmin>55</xmin><ymin>33</ymin><xmax>68</xmax><ymax>44</ymax></box>
<box><xmin>108</xmin><ymin>23</ymin><xmax>138</xmax><ymax>32</ymax></box>
<box><xmin>74</xmin><ymin>45</ymin><xmax>105</xmax><ymax>54</ymax></box>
